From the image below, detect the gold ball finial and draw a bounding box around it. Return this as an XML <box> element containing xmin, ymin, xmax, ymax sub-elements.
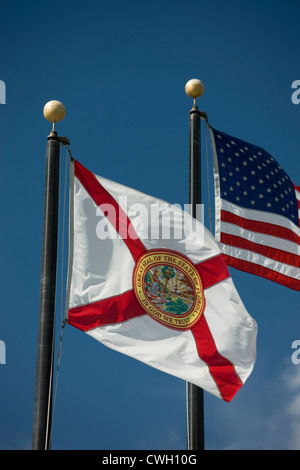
<box><xmin>43</xmin><ymin>100</ymin><xmax>66</xmax><ymax>130</ymax></box>
<box><xmin>185</xmin><ymin>79</ymin><xmax>205</xmax><ymax>100</ymax></box>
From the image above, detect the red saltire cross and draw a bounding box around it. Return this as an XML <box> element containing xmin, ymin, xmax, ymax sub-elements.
<box><xmin>68</xmin><ymin>160</ymin><xmax>243</xmax><ymax>402</ymax></box>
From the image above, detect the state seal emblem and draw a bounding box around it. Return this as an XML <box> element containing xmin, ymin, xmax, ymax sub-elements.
<box><xmin>133</xmin><ymin>249</ymin><xmax>205</xmax><ymax>330</ymax></box>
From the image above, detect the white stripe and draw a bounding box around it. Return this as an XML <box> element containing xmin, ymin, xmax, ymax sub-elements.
<box><xmin>220</xmin><ymin>221</ymin><xmax>300</xmax><ymax>256</ymax></box>
<box><xmin>220</xmin><ymin>199</ymin><xmax>300</xmax><ymax>237</ymax></box>
<box><xmin>221</xmin><ymin>244</ymin><xmax>300</xmax><ymax>280</ymax></box>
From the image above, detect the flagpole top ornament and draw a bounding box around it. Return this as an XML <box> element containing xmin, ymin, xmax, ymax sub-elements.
<box><xmin>43</xmin><ymin>100</ymin><xmax>66</xmax><ymax>133</ymax></box>
<box><xmin>185</xmin><ymin>79</ymin><xmax>205</xmax><ymax>105</ymax></box>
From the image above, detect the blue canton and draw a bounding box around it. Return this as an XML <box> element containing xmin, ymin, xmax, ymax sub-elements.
<box><xmin>212</xmin><ymin>128</ymin><xmax>298</xmax><ymax>224</ymax></box>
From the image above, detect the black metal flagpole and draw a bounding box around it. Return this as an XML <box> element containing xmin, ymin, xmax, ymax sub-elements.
<box><xmin>32</xmin><ymin>101</ymin><xmax>66</xmax><ymax>450</ymax></box>
<box><xmin>185</xmin><ymin>79</ymin><xmax>205</xmax><ymax>451</ymax></box>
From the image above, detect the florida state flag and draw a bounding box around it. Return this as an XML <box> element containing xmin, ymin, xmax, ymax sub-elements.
<box><xmin>65</xmin><ymin>159</ymin><xmax>257</xmax><ymax>402</ymax></box>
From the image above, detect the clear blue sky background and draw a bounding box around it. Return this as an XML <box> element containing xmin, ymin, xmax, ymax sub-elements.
<box><xmin>1</xmin><ymin>0</ymin><xmax>299</xmax><ymax>450</ymax></box>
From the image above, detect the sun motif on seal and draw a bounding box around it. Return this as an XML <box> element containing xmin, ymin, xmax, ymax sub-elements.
<box><xmin>133</xmin><ymin>249</ymin><xmax>205</xmax><ymax>330</ymax></box>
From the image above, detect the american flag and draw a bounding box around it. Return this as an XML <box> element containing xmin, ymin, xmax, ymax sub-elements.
<box><xmin>209</xmin><ymin>126</ymin><xmax>300</xmax><ymax>291</ymax></box>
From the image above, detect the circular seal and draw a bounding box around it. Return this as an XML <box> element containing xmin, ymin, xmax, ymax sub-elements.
<box><xmin>133</xmin><ymin>249</ymin><xmax>205</xmax><ymax>330</ymax></box>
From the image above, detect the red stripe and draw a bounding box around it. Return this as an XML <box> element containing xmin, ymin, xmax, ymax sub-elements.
<box><xmin>221</xmin><ymin>233</ymin><xmax>300</xmax><ymax>268</ymax></box>
<box><xmin>74</xmin><ymin>160</ymin><xmax>147</xmax><ymax>263</ymax></box>
<box><xmin>294</xmin><ymin>184</ymin><xmax>300</xmax><ymax>195</ymax></box>
<box><xmin>68</xmin><ymin>290</ymin><xmax>146</xmax><ymax>332</ymax></box>
<box><xmin>192</xmin><ymin>316</ymin><xmax>243</xmax><ymax>402</ymax></box>
<box><xmin>196</xmin><ymin>254</ymin><xmax>230</xmax><ymax>289</ymax></box>
<box><xmin>221</xmin><ymin>210</ymin><xmax>300</xmax><ymax>246</ymax></box>
<box><xmin>223</xmin><ymin>254</ymin><xmax>300</xmax><ymax>291</ymax></box>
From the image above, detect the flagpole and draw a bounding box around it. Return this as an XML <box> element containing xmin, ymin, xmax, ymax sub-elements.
<box><xmin>185</xmin><ymin>79</ymin><xmax>205</xmax><ymax>451</ymax></box>
<box><xmin>32</xmin><ymin>101</ymin><xmax>66</xmax><ymax>450</ymax></box>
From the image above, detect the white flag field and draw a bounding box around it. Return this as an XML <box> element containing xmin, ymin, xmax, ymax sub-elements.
<box><xmin>65</xmin><ymin>159</ymin><xmax>257</xmax><ymax>402</ymax></box>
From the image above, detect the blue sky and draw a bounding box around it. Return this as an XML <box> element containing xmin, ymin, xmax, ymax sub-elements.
<box><xmin>1</xmin><ymin>0</ymin><xmax>299</xmax><ymax>450</ymax></box>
